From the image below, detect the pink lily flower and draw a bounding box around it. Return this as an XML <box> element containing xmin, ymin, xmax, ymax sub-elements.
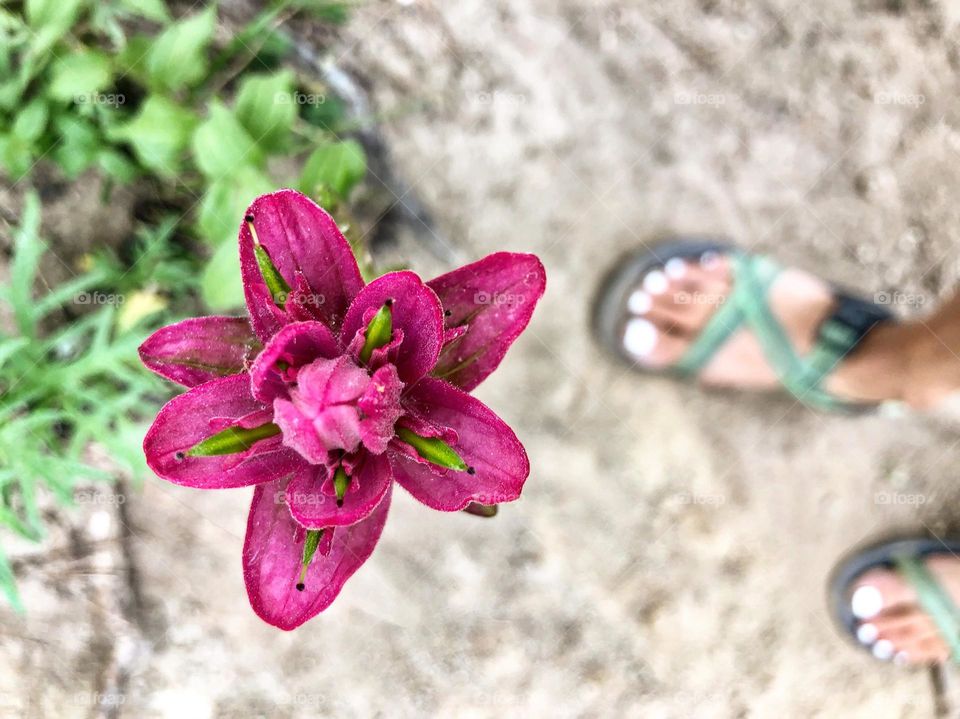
<box><xmin>140</xmin><ymin>189</ymin><xmax>545</xmax><ymax>629</ymax></box>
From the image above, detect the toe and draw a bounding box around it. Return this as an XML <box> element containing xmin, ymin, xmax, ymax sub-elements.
<box><xmin>850</xmin><ymin>569</ymin><xmax>917</xmax><ymax>620</ymax></box>
<box><xmin>645</xmin><ymin>260</ymin><xmax>730</xmax><ymax>334</ymax></box>
<box><xmin>621</xmin><ymin>317</ymin><xmax>688</xmax><ymax>368</ymax></box>
<box><xmin>893</xmin><ymin>633</ymin><xmax>949</xmax><ymax>666</ymax></box>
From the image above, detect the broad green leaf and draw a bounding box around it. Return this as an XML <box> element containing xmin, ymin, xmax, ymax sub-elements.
<box><xmin>108</xmin><ymin>96</ymin><xmax>197</xmax><ymax>175</ymax></box>
<box><xmin>47</xmin><ymin>50</ymin><xmax>112</xmax><ymax>102</ymax></box>
<box><xmin>114</xmin><ymin>34</ymin><xmax>153</xmax><ymax>84</ymax></box>
<box><xmin>201</xmin><ymin>239</ymin><xmax>245</xmax><ymax>310</ymax></box>
<box><xmin>117</xmin><ymin>0</ymin><xmax>170</xmax><ymax>23</ymax></box>
<box><xmin>299</xmin><ymin>139</ymin><xmax>366</xmax><ymax>200</ymax></box>
<box><xmin>234</xmin><ymin>69</ymin><xmax>296</xmax><ymax>152</ymax></box>
<box><xmin>0</xmin><ymin>134</ymin><xmax>34</xmax><ymax>178</ymax></box>
<box><xmin>97</xmin><ymin>149</ymin><xmax>139</xmax><ymax>183</ymax></box>
<box><xmin>191</xmin><ymin>101</ymin><xmax>264</xmax><ymax>180</ymax></box>
<box><xmin>12</xmin><ymin>98</ymin><xmax>47</xmax><ymax>142</ymax></box>
<box><xmin>197</xmin><ymin>165</ymin><xmax>272</xmax><ymax>244</ymax></box>
<box><xmin>51</xmin><ymin>116</ymin><xmax>99</xmax><ymax>177</ymax></box>
<box><xmin>144</xmin><ymin>5</ymin><xmax>216</xmax><ymax>92</ymax></box>
<box><xmin>25</xmin><ymin>0</ymin><xmax>86</xmax><ymax>52</ymax></box>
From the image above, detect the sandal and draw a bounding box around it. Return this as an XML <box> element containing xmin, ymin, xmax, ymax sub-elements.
<box><xmin>591</xmin><ymin>237</ymin><xmax>893</xmax><ymax>411</ymax></box>
<box><xmin>829</xmin><ymin>535</ymin><xmax>960</xmax><ymax>665</ymax></box>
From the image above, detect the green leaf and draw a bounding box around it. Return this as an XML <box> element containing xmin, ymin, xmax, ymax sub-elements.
<box><xmin>299</xmin><ymin>89</ymin><xmax>345</xmax><ymax>131</ymax></box>
<box><xmin>144</xmin><ymin>5</ymin><xmax>216</xmax><ymax>92</ymax></box>
<box><xmin>51</xmin><ymin>115</ymin><xmax>100</xmax><ymax>177</ymax></box>
<box><xmin>108</xmin><ymin>96</ymin><xmax>197</xmax><ymax>176</ymax></box>
<box><xmin>299</xmin><ymin>139</ymin><xmax>366</xmax><ymax>201</ymax></box>
<box><xmin>25</xmin><ymin>0</ymin><xmax>86</xmax><ymax>53</ymax></box>
<box><xmin>293</xmin><ymin>0</ymin><xmax>350</xmax><ymax>24</ymax></box>
<box><xmin>12</xmin><ymin>98</ymin><xmax>48</xmax><ymax>142</ymax></box>
<box><xmin>97</xmin><ymin>149</ymin><xmax>139</xmax><ymax>183</ymax></box>
<box><xmin>234</xmin><ymin>69</ymin><xmax>296</xmax><ymax>153</ymax></box>
<box><xmin>197</xmin><ymin>166</ymin><xmax>272</xmax><ymax>244</ymax></box>
<box><xmin>47</xmin><ymin>50</ymin><xmax>112</xmax><ymax>102</ymax></box>
<box><xmin>0</xmin><ymin>134</ymin><xmax>34</xmax><ymax>178</ymax></box>
<box><xmin>9</xmin><ymin>192</ymin><xmax>42</xmax><ymax>338</ymax></box>
<box><xmin>114</xmin><ymin>34</ymin><xmax>153</xmax><ymax>84</ymax></box>
<box><xmin>200</xmin><ymin>239</ymin><xmax>245</xmax><ymax>310</ymax></box>
<box><xmin>191</xmin><ymin>101</ymin><xmax>265</xmax><ymax>180</ymax></box>
<box><xmin>117</xmin><ymin>0</ymin><xmax>170</xmax><ymax>23</ymax></box>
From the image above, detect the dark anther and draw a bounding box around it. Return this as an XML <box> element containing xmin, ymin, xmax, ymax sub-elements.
<box><xmin>384</xmin><ymin>298</ymin><xmax>394</xmax><ymax>306</ymax></box>
<box><xmin>444</xmin><ymin>309</ymin><xmax>452</xmax><ymax>317</ymax></box>
<box><xmin>467</xmin><ymin>466</ymin><xmax>476</xmax><ymax>475</ymax></box>
<box><xmin>175</xmin><ymin>451</ymin><xmax>185</xmax><ymax>461</ymax></box>
<box><xmin>336</xmin><ymin>499</ymin><xmax>344</xmax><ymax>508</ymax></box>
<box><xmin>296</xmin><ymin>582</ymin><xmax>305</xmax><ymax>591</ymax></box>
<box><xmin>245</xmin><ymin>214</ymin><xmax>255</xmax><ymax>223</ymax></box>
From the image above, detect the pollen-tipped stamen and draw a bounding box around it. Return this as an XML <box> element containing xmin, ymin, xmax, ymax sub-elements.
<box><xmin>395</xmin><ymin>426</ymin><xmax>470</xmax><ymax>472</ymax></box>
<box><xmin>359</xmin><ymin>302</ymin><xmax>393</xmax><ymax>364</ymax></box>
<box><xmin>333</xmin><ymin>466</ymin><xmax>349</xmax><ymax>507</ymax></box>
<box><xmin>247</xmin><ymin>218</ymin><xmax>291</xmax><ymax>308</ymax></box>
<box><xmin>185</xmin><ymin>422</ymin><xmax>281</xmax><ymax>457</ymax></box>
<box><xmin>296</xmin><ymin>529</ymin><xmax>324</xmax><ymax>591</ymax></box>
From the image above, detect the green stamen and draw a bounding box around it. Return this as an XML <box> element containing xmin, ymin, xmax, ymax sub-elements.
<box><xmin>333</xmin><ymin>466</ymin><xmax>350</xmax><ymax>507</ymax></box>
<box><xmin>247</xmin><ymin>219</ymin><xmax>290</xmax><ymax>308</ymax></box>
<box><xmin>395</xmin><ymin>426</ymin><xmax>470</xmax><ymax>472</ymax></box>
<box><xmin>296</xmin><ymin>529</ymin><xmax>324</xmax><ymax>591</ymax></box>
<box><xmin>184</xmin><ymin>422</ymin><xmax>281</xmax><ymax>457</ymax></box>
<box><xmin>359</xmin><ymin>302</ymin><xmax>393</xmax><ymax>364</ymax></box>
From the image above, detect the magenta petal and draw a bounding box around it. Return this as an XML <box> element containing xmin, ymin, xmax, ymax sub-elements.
<box><xmin>286</xmin><ymin>452</ymin><xmax>391</xmax><ymax>528</ymax></box>
<box><xmin>240</xmin><ymin>190</ymin><xmax>364</xmax><ymax>341</ymax></box>
<box><xmin>139</xmin><ymin>316</ymin><xmax>260</xmax><ymax>387</ymax></box>
<box><xmin>243</xmin><ymin>477</ymin><xmax>391</xmax><ymax>630</ymax></box>
<box><xmin>427</xmin><ymin>252</ymin><xmax>545</xmax><ymax>391</ymax></box>
<box><xmin>143</xmin><ymin>374</ymin><xmax>302</xmax><ymax>489</ymax></box>
<box><xmin>390</xmin><ymin>378</ymin><xmax>529</xmax><ymax>511</ymax></box>
<box><xmin>250</xmin><ymin>321</ymin><xmax>341</xmax><ymax>403</ymax></box>
<box><xmin>340</xmin><ymin>271</ymin><xmax>444</xmax><ymax>384</ymax></box>
<box><xmin>357</xmin><ymin>364</ymin><xmax>404</xmax><ymax>454</ymax></box>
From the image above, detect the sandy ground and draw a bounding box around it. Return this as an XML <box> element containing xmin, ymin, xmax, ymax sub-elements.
<box><xmin>6</xmin><ymin>0</ymin><xmax>960</xmax><ymax>717</ymax></box>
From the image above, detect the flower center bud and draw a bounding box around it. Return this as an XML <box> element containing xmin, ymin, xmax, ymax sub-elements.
<box><xmin>273</xmin><ymin>355</ymin><xmax>403</xmax><ymax>463</ymax></box>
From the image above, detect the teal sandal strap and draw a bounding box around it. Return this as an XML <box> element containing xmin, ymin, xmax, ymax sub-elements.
<box><xmin>672</xmin><ymin>295</ymin><xmax>745</xmax><ymax>375</ymax></box>
<box><xmin>893</xmin><ymin>554</ymin><xmax>960</xmax><ymax>662</ymax></box>
<box><xmin>672</xmin><ymin>252</ymin><xmax>868</xmax><ymax>410</ymax></box>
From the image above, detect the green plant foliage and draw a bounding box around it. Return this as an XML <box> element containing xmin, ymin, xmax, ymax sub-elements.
<box><xmin>300</xmin><ymin>138</ymin><xmax>366</xmax><ymax>201</ymax></box>
<box><xmin>142</xmin><ymin>4</ymin><xmax>216</xmax><ymax>92</ymax></box>
<box><xmin>0</xmin><ymin>0</ymin><xmax>371</xmax><ymax>609</ymax></box>
<box><xmin>0</xmin><ymin>194</ymin><xmax>174</xmax><ymax>609</ymax></box>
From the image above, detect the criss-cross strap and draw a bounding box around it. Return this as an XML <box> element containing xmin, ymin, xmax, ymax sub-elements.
<box><xmin>893</xmin><ymin>554</ymin><xmax>960</xmax><ymax>662</ymax></box>
<box><xmin>672</xmin><ymin>252</ymin><xmax>890</xmax><ymax>410</ymax></box>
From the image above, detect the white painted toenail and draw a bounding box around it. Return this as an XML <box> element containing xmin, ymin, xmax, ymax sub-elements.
<box><xmin>627</xmin><ymin>290</ymin><xmax>652</xmax><ymax>314</ymax></box>
<box><xmin>872</xmin><ymin>639</ymin><xmax>894</xmax><ymax>660</ymax></box>
<box><xmin>622</xmin><ymin>318</ymin><xmax>658</xmax><ymax>358</ymax></box>
<box><xmin>856</xmin><ymin>623</ymin><xmax>878</xmax><ymax>645</ymax></box>
<box><xmin>700</xmin><ymin>251</ymin><xmax>721</xmax><ymax>269</ymax></box>
<box><xmin>664</xmin><ymin>257</ymin><xmax>687</xmax><ymax>279</ymax></box>
<box><xmin>852</xmin><ymin>585</ymin><xmax>883</xmax><ymax>620</ymax></box>
<box><xmin>642</xmin><ymin>270</ymin><xmax>668</xmax><ymax>295</ymax></box>
<box><xmin>893</xmin><ymin>651</ymin><xmax>909</xmax><ymax>666</ymax></box>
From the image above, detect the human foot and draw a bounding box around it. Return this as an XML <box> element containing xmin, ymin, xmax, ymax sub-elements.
<box><xmin>849</xmin><ymin>554</ymin><xmax>960</xmax><ymax>666</ymax></box>
<box><xmin>593</xmin><ymin>240</ymin><xmax>960</xmax><ymax>410</ymax></box>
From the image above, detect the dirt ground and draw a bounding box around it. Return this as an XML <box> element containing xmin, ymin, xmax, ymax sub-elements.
<box><xmin>6</xmin><ymin>0</ymin><xmax>960</xmax><ymax>717</ymax></box>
